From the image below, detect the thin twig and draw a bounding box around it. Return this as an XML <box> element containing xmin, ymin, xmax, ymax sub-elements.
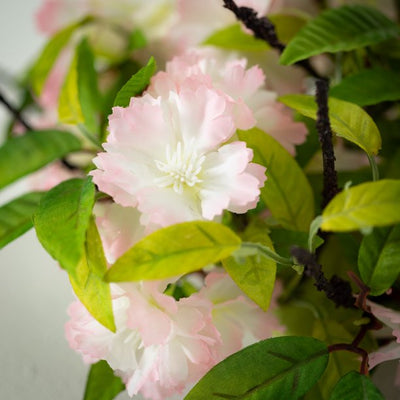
<box><xmin>0</xmin><ymin>90</ymin><xmax>32</xmax><ymax>131</ymax></box>
<box><xmin>315</xmin><ymin>79</ymin><xmax>339</xmax><ymax>209</ymax></box>
<box><xmin>222</xmin><ymin>0</ymin><xmax>322</xmax><ymax>79</ymax></box>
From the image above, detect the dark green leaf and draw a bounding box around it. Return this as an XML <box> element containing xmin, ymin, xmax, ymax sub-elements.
<box><xmin>0</xmin><ymin>130</ymin><xmax>81</xmax><ymax>189</ymax></box>
<box><xmin>70</xmin><ymin>218</ymin><xmax>116</xmax><ymax>332</ymax></box>
<box><xmin>280</xmin><ymin>5</ymin><xmax>400</xmax><ymax>65</ymax></box>
<box><xmin>358</xmin><ymin>225</ymin><xmax>400</xmax><ymax>296</ymax></box>
<box><xmin>113</xmin><ymin>57</ymin><xmax>156</xmax><ymax>107</ymax></box>
<box><xmin>330</xmin><ymin>68</ymin><xmax>400</xmax><ymax>106</ymax></box>
<box><xmin>279</xmin><ymin>95</ymin><xmax>382</xmax><ymax>156</ymax></box>
<box><xmin>84</xmin><ymin>360</ymin><xmax>124</xmax><ymax>400</ymax></box>
<box><xmin>321</xmin><ymin>180</ymin><xmax>400</xmax><ymax>232</ymax></box>
<box><xmin>34</xmin><ymin>177</ymin><xmax>95</xmax><ymax>277</ymax></box>
<box><xmin>105</xmin><ymin>221</ymin><xmax>241</xmax><ymax>282</ymax></box>
<box><xmin>0</xmin><ymin>192</ymin><xmax>43</xmax><ymax>249</ymax></box>
<box><xmin>76</xmin><ymin>38</ymin><xmax>101</xmax><ymax>134</ymax></box>
<box><xmin>185</xmin><ymin>336</ymin><xmax>329</xmax><ymax>400</ymax></box>
<box><xmin>30</xmin><ymin>18</ymin><xmax>88</xmax><ymax>95</ymax></box>
<box><xmin>223</xmin><ymin>221</ymin><xmax>276</xmax><ymax>310</ymax></box>
<box><xmin>238</xmin><ymin>128</ymin><xmax>315</xmax><ymax>232</ymax></box>
<box><xmin>330</xmin><ymin>371</ymin><xmax>384</xmax><ymax>400</ymax></box>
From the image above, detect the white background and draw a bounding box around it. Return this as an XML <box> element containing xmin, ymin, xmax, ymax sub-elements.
<box><xmin>0</xmin><ymin>1</ymin><xmax>399</xmax><ymax>400</ymax></box>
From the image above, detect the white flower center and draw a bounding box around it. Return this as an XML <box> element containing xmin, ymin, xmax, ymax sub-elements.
<box><xmin>154</xmin><ymin>140</ymin><xmax>205</xmax><ymax>194</ymax></box>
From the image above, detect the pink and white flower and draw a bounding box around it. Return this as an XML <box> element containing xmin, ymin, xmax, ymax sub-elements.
<box><xmin>149</xmin><ymin>49</ymin><xmax>307</xmax><ymax>154</ymax></box>
<box><xmin>91</xmin><ymin>82</ymin><xmax>266</xmax><ymax>228</ymax></box>
<box><xmin>66</xmin><ymin>272</ymin><xmax>280</xmax><ymax>399</ymax></box>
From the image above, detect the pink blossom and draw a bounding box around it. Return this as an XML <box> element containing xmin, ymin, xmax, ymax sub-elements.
<box><xmin>149</xmin><ymin>49</ymin><xmax>307</xmax><ymax>154</ymax></box>
<box><xmin>66</xmin><ymin>281</ymin><xmax>221</xmax><ymax>399</ymax></box>
<box><xmin>367</xmin><ymin>301</ymin><xmax>400</xmax><ymax>369</ymax></box>
<box><xmin>91</xmin><ymin>82</ymin><xmax>266</xmax><ymax>228</ymax></box>
<box><xmin>66</xmin><ymin>272</ymin><xmax>281</xmax><ymax>399</ymax></box>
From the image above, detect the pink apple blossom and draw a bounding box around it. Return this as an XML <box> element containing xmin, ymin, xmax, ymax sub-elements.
<box><xmin>66</xmin><ymin>271</ymin><xmax>281</xmax><ymax>399</ymax></box>
<box><xmin>368</xmin><ymin>300</ymin><xmax>400</xmax><ymax>369</ymax></box>
<box><xmin>91</xmin><ymin>82</ymin><xmax>266</xmax><ymax>228</ymax></box>
<box><xmin>149</xmin><ymin>49</ymin><xmax>307</xmax><ymax>154</ymax></box>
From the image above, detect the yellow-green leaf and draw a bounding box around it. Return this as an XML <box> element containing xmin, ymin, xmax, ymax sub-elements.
<box><xmin>70</xmin><ymin>218</ymin><xmax>116</xmax><ymax>332</ymax></box>
<box><xmin>238</xmin><ymin>128</ymin><xmax>314</xmax><ymax>232</ymax></box>
<box><xmin>223</xmin><ymin>221</ymin><xmax>276</xmax><ymax>311</ymax></box>
<box><xmin>279</xmin><ymin>95</ymin><xmax>381</xmax><ymax>156</ymax></box>
<box><xmin>321</xmin><ymin>180</ymin><xmax>400</xmax><ymax>232</ymax></box>
<box><xmin>105</xmin><ymin>221</ymin><xmax>241</xmax><ymax>282</ymax></box>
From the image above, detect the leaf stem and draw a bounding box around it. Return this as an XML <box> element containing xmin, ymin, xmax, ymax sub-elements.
<box><xmin>241</xmin><ymin>242</ymin><xmax>294</xmax><ymax>266</ymax></box>
<box><xmin>328</xmin><ymin>343</ymin><xmax>369</xmax><ymax>375</ymax></box>
<box><xmin>367</xmin><ymin>154</ymin><xmax>379</xmax><ymax>181</ymax></box>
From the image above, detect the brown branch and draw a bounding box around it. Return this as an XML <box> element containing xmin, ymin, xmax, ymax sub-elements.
<box><xmin>0</xmin><ymin>90</ymin><xmax>32</xmax><ymax>131</ymax></box>
<box><xmin>328</xmin><ymin>343</ymin><xmax>369</xmax><ymax>375</ymax></box>
<box><xmin>315</xmin><ymin>79</ymin><xmax>339</xmax><ymax>209</ymax></box>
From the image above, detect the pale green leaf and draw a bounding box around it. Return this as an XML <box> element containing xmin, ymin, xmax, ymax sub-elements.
<box><xmin>0</xmin><ymin>192</ymin><xmax>43</xmax><ymax>249</ymax></box>
<box><xmin>358</xmin><ymin>225</ymin><xmax>400</xmax><ymax>296</ymax></box>
<box><xmin>238</xmin><ymin>128</ymin><xmax>314</xmax><ymax>232</ymax></box>
<box><xmin>223</xmin><ymin>222</ymin><xmax>276</xmax><ymax>311</ymax></box>
<box><xmin>280</xmin><ymin>5</ymin><xmax>400</xmax><ymax>65</ymax></box>
<box><xmin>279</xmin><ymin>95</ymin><xmax>381</xmax><ymax>156</ymax></box>
<box><xmin>70</xmin><ymin>218</ymin><xmax>116</xmax><ymax>332</ymax></box>
<box><xmin>76</xmin><ymin>38</ymin><xmax>101</xmax><ymax>134</ymax></box>
<box><xmin>203</xmin><ymin>23</ymin><xmax>269</xmax><ymax>51</ymax></box>
<box><xmin>0</xmin><ymin>130</ymin><xmax>81</xmax><ymax>189</ymax></box>
<box><xmin>58</xmin><ymin>52</ymin><xmax>84</xmax><ymax>125</ymax></box>
<box><xmin>84</xmin><ymin>360</ymin><xmax>124</xmax><ymax>400</ymax></box>
<box><xmin>203</xmin><ymin>14</ymin><xmax>306</xmax><ymax>51</ymax></box>
<box><xmin>185</xmin><ymin>336</ymin><xmax>329</xmax><ymax>400</ymax></box>
<box><xmin>34</xmin><ymin>177</ymin><xmax>95</xmax><ymax>277</ymax></box>
<box><xmin>330</xmin><ymin>68</ymin><xmax>400</xmax><ymax>107</ymax></box>
<box><xmin>105</xmin><ymin>221</ymin><xmax>241</xmax><ymax>282</ymax></box>
<box><xmin>330</xmin><ymin>371</ymin><xmax>384</xmax><ymax>400</ymax></box>
<box><xmin>321</xmin><ymin>180</ymin><xmax>400</xmax><ymax>232</ymax></box>
<box><xmin>113</xmin><ymin>57</ymin><xmax>156</xmax><ymax>107</ymax></box>
<box><xmin>30</xmin><ymin>18</ymin><xmax>88</xmax><ymax>95</ymax></box>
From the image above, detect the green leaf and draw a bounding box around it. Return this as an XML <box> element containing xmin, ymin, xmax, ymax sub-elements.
<box><xmin>29</xmin><ymin>19</ymin><xmax>88</xmax><ymax>95</ymax></box>
<box><xmin>0</xmin><ymin>192</ymin><xmax>43</xmax><ymax>249</ymax></box>
<box><xmin>204</xmin><ymin>23</ymin><xmax>269</xmax><ymax>51</ymax></box>
<box><xmin>321</xmin><ymin>180</ymin><xmax>400</xmax><ymax>232</ymax></box>
<box><xmin>330</xmin><ymin>371</ymin><xmax>384</xmax><ymax>400</ymax></box>
<box><xmin>280</xmin><ymin>5</ymin><xmax>400</xmax><ymax>65</ymax></box>
<box><xmin>76</xmin><ymin>38</ymin><xmax>101</xmax><ymax>134</ymax></box>
<box><xmin>34</xmin><ymin>178</ymin><xmax>95</xmax><ymax>277</ymax></box>
<box><xmin>83</xmin><ymin>360</ymin><xmax>125</xmax><ymax>400</ymax></box>
<box><xmin>113</xmin><ymin>57</ymin><xmax>156</xmax><ymax>107</ymax></box>
<box><xmin>330</xmin><ymin>68</ymin><xmax>400</xmax><ymax>107</ymax></box>
<box><xmin>58</xmin><ymin>52</ymin><xmax>84</xmax><ymax>125</ymax></box>
<box><xmin>279</xmin><ymin>95</ymin><xmax>382</xmax><ymax>156</ymax></box>
<box><xmin>0</xmin><ymin>130</ymin><xmax>81</xmax><ymax>189</ymax></box>
<box><xmin>358</xmin><ymin>225</ymin><xmax>400</xmax><ymax>296</ymax></box>
<box><xmin>185</xmin><ymin>336</ymin><xmax>329</xmax><ymax>400</ymax></box>
<box><xmin>105</xmin><ymin>221</ymin><xmax>241</xmax><ymax>282</ymax></box>
<box><xmin>238</xmin><ymin>128</ymin><xmax>315</xmax><ymax>232</ymax></box>
<box><xmin>128</xmin><ymin>29</ymin><xmax>147</xmax><ymax>51</ymax></box>
<box><xmin>70</xmin><ymin>218</ymin><xmax>116</xmax><ymax>332</ymax></box>
<box><xmin>204</xmin><ymin>15</ymin><xmax>306</xmax><ymax>52</ymax></box>
<box><xmin>223</xmin><ymin>222</ymin><xmax>277</xmax><ymax>310</ymax></box>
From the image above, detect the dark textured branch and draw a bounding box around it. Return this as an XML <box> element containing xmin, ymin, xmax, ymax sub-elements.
<box><xmin>291</xmin><ymin>246</ymin><xmax>354</xmax><ymax>308</ymax></box>
<box><xmin>315</xmin><ymin>79</ymin><xmax>339</xmax><ymax>209</ymax></box>
<box><xmin>222</xmin><ymin>0</ymin><xmax>322</xmax><ymax>79</ymax></box>
<box><xmin>0</xmin><ymin>91</ymin><xmax>32</xmax><ymax>131</ymax></box>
